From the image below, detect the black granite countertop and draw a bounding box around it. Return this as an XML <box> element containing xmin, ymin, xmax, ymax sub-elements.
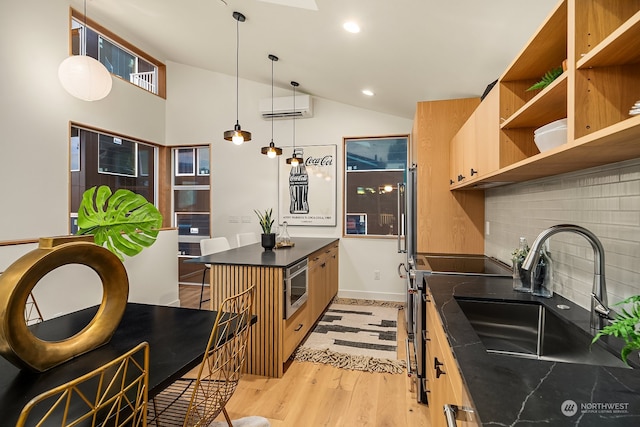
<box><xmin>187</xmin><ymin>237</ymin><xmax>338</xmax><ymax>268</ymax></box>
<box><xmin>425</xmin><ymin>274</ymin><xmax>640</xmax><ymax>426</ymax></box>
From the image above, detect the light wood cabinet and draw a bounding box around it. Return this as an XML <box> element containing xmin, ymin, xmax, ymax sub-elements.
<box><xmin>451</xmin><ymin>0</ymin><xmax>640</xmax><ymax>189</ymax></box>
<box><xmin>283</xmin><ymin>298</ymin><xmax>311</xmax><ymax>360</ymax></box>
<box><xmin>425</xmin><ymin>292</ymin><xmax>478</xmax><ymax>427</ymax></box>
<box><xmin>308</xmin><ymin>242</ymin><xmax>339</xmax><ymax>323</ymax></box>
<box><xmin>413</xmin><ymin>99</ymin><xmax>485</xmax><ymax>254</ymax></box>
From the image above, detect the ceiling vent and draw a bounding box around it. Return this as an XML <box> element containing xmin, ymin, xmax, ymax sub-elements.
<box><xmin>259</xmin><ymin>95</ymin><xmax>313</xmax><ymax>120</ymax></box>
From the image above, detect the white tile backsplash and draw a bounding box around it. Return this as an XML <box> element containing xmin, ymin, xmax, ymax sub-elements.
<box><xmin>485</xmin><ymin>158</ymin><xmax>640</xmax><ymax>310</ymax></box>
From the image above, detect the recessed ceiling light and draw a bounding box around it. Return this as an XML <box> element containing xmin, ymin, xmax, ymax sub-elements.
<box><xmin>343</xmin><ymin>21</ymin><xmax>360</xmax><ymax>33</ymax></box>
<box><xmin>362</xmin><ymin>89</ymin><xmax>374</xmax><ymax>96</ymax></box>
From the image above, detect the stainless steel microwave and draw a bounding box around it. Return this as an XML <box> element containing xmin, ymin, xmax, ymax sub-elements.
<box><xmin>284</xmin><ymin>258</ymin><xmax>308</xmax><ymax>319</ymax></box>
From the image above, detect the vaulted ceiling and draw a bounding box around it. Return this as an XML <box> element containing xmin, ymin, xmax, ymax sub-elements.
<box><xmin>80</xmin><ymin>0</ymin><xmax>559</xmax><ymax>119</ymax></box>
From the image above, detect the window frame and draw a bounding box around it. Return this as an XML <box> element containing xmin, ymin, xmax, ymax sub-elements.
<box><xmin>67</xmin><ymin>8</ymin><xmax>167</xmax><ymax>98</ymax></box>
<box><xmin>342</xmin><ymin>134</ymin><xmax>409</xmax><ymax>239</ymax></box>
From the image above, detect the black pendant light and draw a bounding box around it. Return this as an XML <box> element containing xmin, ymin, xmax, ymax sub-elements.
<box><xmin>224</xmin><ymin>11</ymin><xmax>251</xmax><ymax>145</ymax></box>
<box><xmin>286</xmin><ymin>81</ymin><xmax>301</xmax><ymax>166</ymax></box>
<box><xmin>261</xmin><ymin>54</ymin><xmax>283</xmax><ymax>158</ymax></box>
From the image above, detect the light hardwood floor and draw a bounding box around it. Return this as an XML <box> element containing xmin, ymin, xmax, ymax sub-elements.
<box><xmin>179</xmin><ymin>284</ymin><xmax>431</xmax><ymax>426</ymax></box>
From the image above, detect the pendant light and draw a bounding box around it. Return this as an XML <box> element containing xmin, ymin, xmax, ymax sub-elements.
<box><xmin>261</xmin><ymin>54</ymin><xmax>283</xmax><ymax>158</ymax></box>
<box><xmin>58</xmin><ymin>0</ymin><xmax>112</xmax><ymax>101</ymax></box>
<box><xmin>286</xmin><ymin>81</ymin><xmax>301</xmax><ymax>166</ymax></box>
<box><xmin>224</xmin><ymin>11</ymin><xmax>252</xmax><ymax>145</ymax></box>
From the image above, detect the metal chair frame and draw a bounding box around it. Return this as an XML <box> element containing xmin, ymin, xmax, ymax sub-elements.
<box><xmin>149</xmin><ymin>285</ymin><xmax>256</xmax><ymax>427</ymax></box>
<box><xmin>16</xmin><ymin>341</ymin><xmax>149</xmax><ymax>427</ymax></box>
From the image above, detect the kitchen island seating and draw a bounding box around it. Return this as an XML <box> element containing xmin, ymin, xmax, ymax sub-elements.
<box><xmin>16</xmin><ymin>341</ymin><xmax>149</xmax><ymax>427</ymax></box>
<box><xmin>148</xmin><ymin>285</ymin><xmax>257</xmax><ymax>427</ymax></box>
<box><xmin>199</xmin><ymin>237</ymin><xmax>231</xmax><ymax>309</ymax></box>
<box><xmin>236</xmin><ymin>232</ymin><xmax>259</xmax><ymax>247</ymax></box>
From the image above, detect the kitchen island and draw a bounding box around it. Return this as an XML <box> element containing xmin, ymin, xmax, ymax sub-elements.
<box><xmin>190</xmin><ymin>237</ymin><xmax>339</xmax><ymax>377</ymax></box>
<box><xmin>425</xmin><ymin>274</ymin><xmax>640</xmax><ymax>426</ymax></box>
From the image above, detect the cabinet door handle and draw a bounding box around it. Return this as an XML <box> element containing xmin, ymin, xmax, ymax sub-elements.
<box><xmin>470</xmin><ymin>168</ymin><xmax>478</xmax><ymax>176</ymax></box>
<box><xmin>457</xmin><ymin>174</ymin><xmax>465</xmax><ymax>182</ymax></box>
<box><xmin>449</xmin><ymin>179</ymin><xmax>454</xmax><ymax>185</ymax></box>
<box><xmin>434</xmin><ymin>357</ymin><xmax>446</xmax><ymax>378</ymax></box>
<box><xmin>294</xmin><ymin>323</ymin><xmax>304</xmax><ymax>331</ymax></box>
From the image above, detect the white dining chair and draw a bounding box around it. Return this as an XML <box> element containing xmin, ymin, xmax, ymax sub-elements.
<box><xmin>199</xmin><ymin>237</ymin><xmax>231</xmax><ymax>309</ymax></box>
<box><xmin>236</xmin><ymin>232</ymin><xmax>259</xmax><ymax>247</ymax></box>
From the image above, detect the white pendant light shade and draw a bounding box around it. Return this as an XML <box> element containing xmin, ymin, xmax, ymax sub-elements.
<box><xmin>58</xmin><ymin>55</ymin><xmax>112</xmax><ymax>101</ymax></box>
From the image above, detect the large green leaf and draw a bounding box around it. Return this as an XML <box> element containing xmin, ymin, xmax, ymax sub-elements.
<box><xmin>76</xmin><ymin>186</ymin><xmax>163</xmax><ymax>260</ymax></box>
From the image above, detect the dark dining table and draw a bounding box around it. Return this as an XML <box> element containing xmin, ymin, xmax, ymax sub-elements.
<box><xmin>0</xmin><ymin>303</ymin><xmax>251</xmax><ymax>426</ymax></box>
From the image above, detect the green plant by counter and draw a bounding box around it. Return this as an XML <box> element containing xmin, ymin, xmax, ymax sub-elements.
<box><xmin>76</xmin><ymin>185</ymin><xmax>163</xmax><ymax>261</ymax></box>
<box><xmin>526</xmin><ymin>66</ymin><xmax>563</xmax><ymax>91</ymax></box>
<box><xmin>254</xmin><ymin>208</ymin><xmax>274</xmax><ymax>234</ymax></box>
<box><xmin>592</xmin><ymin>295</ymin><xmax>640</xmax><ymax>365</ymax></box>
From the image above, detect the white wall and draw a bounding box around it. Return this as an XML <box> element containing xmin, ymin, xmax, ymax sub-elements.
<box><xmin>0</xmin><ymin>0</ymin><xmax>413</xmax><ymax>305</ymax></box>
<box><xmin>0</xmin><ymin>0</ymin><xmax>172</xmax><ymax>314</ymax></box>
<box><xmin>485</xmin><ymin>158</ymin><xmax>640</xmax><ymax>311</ymax></box>
<box><xmin>0</xmin><ymin>230</ymin><xmax>180</xmax><ymax>319</ymax></box>
<box><xmin>0</xmin><ymin>0</ymin><xmax>165</xmax><ymax>241</ymax></box>
<box><xmin>165</xmin><ymin>62</ymin><xmax>412</xmax><ymax>301</ymax></box>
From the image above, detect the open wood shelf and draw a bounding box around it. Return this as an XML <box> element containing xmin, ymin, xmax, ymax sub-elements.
<box><xmin>500</xmin><ymin>73</ymin><xmax>567</xmax><ymax>130</ymax></box>
<box><xmin>577</xmin><ymin>11</ymin><xmax>640</xmax><ymax>69</ymax></box>
<box><xmin>450</xmin><ymin>0</ymin><xmax>640</xmax><ymax>191</ymax></box>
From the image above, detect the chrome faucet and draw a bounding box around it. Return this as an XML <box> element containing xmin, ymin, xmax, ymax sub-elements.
<box><xmin>521</xmin><ymin>224</ymin><xmax>614</xmax><ymax>332</ymax></box>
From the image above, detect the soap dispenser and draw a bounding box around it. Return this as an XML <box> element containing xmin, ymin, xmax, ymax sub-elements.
<box><xmin>512</xmin><ymin>237</ymin><xmax>531</xmax><ymax>293</ymax></box>
<box><xmin>532</xmin><ymin>241</ymin><xmax>553</xmax><ymax>298</ymax></box>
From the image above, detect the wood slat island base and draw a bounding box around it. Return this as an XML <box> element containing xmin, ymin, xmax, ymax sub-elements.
<box><xmin>196</xmin><ymin>238</ymin><xmax>339</xmax><ymax>378</ymax></box>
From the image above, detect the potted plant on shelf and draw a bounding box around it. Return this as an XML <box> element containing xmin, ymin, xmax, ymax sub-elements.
<box><xmin>76</xmin><ymin>185</ymin><xmax>163</xmax><ymax>261</ymax></box>
<box><xmin>592</xmin><ymin>295</ymin><xmax>640</xmax><ymax>366</ymax></box>
<box><xmin>254</xmin><ymin>208</ymin><xmax>276</xmax><ymax>251</ymax></box>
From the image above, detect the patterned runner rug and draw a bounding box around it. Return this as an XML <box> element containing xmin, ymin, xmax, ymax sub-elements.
<box><xmin>292</xmin><ymin>300</ymin><xmax>406</xmax><ymax>374</ymax></box>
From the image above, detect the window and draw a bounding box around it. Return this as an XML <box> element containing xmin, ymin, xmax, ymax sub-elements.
<box><xmin>172</xmin><ymin>146</ymin><xmax>211</xmax><ymax>259</ymax></box>
<box><xmin>69</xmin><ymin>9</ymin><xmax>166</xmax><ymax>97</ymax></box>
<box><xmin>69</xmin><ymin>126</ymin><xmax>158</xmax><ymax>233</ymax></box>
<box><xmin>343</xmin><ymin>135</ymin><xmax>408</xmax><ymax>237</ymax></box>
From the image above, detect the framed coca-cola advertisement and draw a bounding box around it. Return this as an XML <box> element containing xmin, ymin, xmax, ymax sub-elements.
<box><xmin>278</xmin><ymin>144</ymin><xmax>337</xmax><ymax>226</ymax></box>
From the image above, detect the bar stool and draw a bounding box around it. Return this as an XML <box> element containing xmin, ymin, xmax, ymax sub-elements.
<box><xmin>198</xmin><ymin>237</ymin><xmax>231</xmax><ymax>309</ymax></box>
<box><xmin>236</xmin><ymin>232</ymin><xmax>259</xmax><ymax>247</ymax></box>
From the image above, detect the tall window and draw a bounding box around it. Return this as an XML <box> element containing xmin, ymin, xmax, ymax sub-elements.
<box><xmin>172</xmin><ymin>147</ymin><xmax>211</xmax><ymax>256</ymax></box>
<box><xmin>173</xmin><ymin>146</ymin><xmax>211</xmax><ymax>286</ymax></box>
<box><xmin>69</xmin><ymin>126</ymin><xmax>157</xmax><ymax>233</ymax></box>
<box><xmin>69</xmin><ymin>9</ymin><xmax>166</xmax><ymax>97</ymax></box>
<box><xmin>343</xmin><ymin>135</ymin><xmax>408</xmax><ymax>237</ymax></box>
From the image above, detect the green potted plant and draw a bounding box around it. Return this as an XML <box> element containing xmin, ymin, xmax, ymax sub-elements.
<box><xmin>592</xmin><ymin>295</ymin><xmax>640</xmax><ymax>366</ymax></box>
<box><xmin>76</xmin><ymin>185</ymin><xmax>163</xmax><ymax>261</ymax></box>
<box><xmin>254</xmin><ymin>208</ymin><xmax>275</xmax><ymax>250</ymax></box>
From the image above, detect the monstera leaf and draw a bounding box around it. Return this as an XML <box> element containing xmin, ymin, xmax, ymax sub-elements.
<box><xmin>77</xmin><ymin>186</ymin><xmax>163</xmax><ymax>260</ymax></box>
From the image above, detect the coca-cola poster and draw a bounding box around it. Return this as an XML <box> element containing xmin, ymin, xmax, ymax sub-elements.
<box><xmin>278</xmin><ymin>144</ymin><xmax>336</xmax><ymax>226</ymax></box>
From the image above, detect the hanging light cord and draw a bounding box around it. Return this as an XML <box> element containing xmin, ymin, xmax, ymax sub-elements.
<box><xmin>82</xmin><ymin>0</ymin><xmax>87</xmax><ymax>56</ymax></box>
<box><xmin>235</xmin><ymin>16</ymin><xmax>240</xmax><ymax>125</ymax></box>
<box><xmin>271</xmin><ymin>59</ymin><xmax>274</xmax><ymax>141</ymax></box>
<box><xmin>293</xmin><ymin>84</ymin><xmax>296</xmax><ymax>151</ymax></box>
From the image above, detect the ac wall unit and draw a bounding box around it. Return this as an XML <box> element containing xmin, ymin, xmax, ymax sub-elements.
<box><xmin>259</xmin><ymin>95</ymin><xmax>313</xmax><ymax>120</ymax></box>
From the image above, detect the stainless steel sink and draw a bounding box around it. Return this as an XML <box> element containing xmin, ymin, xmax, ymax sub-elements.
<box><xmin>455</xmin><ymin>298</ymin><xmax>630</xmax><ymax>369</ymax></box>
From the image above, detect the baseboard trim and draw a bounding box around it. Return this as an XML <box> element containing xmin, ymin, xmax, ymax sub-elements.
<box><xmin>337</xmin><ymin>290</ymin><xmax>405</xmax><ymax>302</ymax></box>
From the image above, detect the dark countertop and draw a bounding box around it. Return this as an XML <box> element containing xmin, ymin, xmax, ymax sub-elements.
<box><xmin>426</xmin><ymin>274</ymin><xmax>640</xmax><ymax>426</ymax></box>
<box><xmin>187</xmin><ymin>237</ymin><xmax>338</xmax><ymax>268</ymax></box>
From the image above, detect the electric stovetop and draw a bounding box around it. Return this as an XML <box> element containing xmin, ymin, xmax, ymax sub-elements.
<box><xmin>414</xmin><ymin>253</ymin><xmax>512</xmax><ymax>276</ymax></box>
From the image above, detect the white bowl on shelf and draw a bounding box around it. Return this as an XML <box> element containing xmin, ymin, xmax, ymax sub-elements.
<box><xmin>534</xmin><ymin>118</ymin><xmax>567</xmax><ymax>152</ymax></box>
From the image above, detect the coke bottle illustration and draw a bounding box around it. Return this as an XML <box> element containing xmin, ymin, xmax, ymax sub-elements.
<box><xmin>289</xmin><ymin>148</ymin><xmax>309</xmax><ymax>214</ymax></box>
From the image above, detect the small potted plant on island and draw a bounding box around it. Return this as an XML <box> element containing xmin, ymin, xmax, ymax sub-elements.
<box><xmin>254</xmin><ymin>208</ymin><xmax>275</xmax><ymax>251</ymax></box>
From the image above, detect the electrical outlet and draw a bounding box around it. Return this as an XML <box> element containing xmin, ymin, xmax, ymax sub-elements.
<box><xmin>374</xmin><ymin>270</ymin><xmax>381</xmax><ymax>280</ymax></box>
<box><xmin>485</xmin><ymin>221</ymin><xmax>490</xmax><ymax>236</ymax></box>
<box><xmin>228</xmin><ymin>216</ymin><xmax>240</xmax><ymax>223</ymax></box>
<box><xmin>241</xmin><ymin>216</ymin><xmax>252</xmax><ymax>223</ymax></box>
